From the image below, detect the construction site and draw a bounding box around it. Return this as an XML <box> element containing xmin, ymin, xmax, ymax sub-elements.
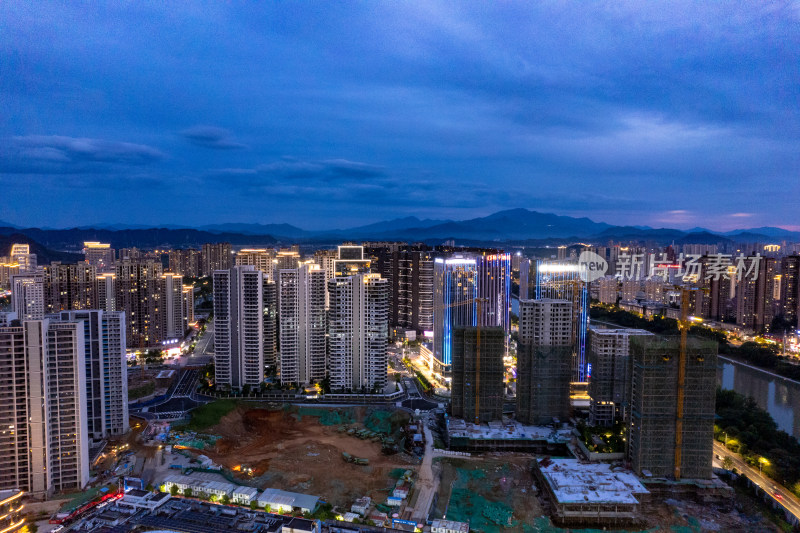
<box><xmin>431</xmin><ymin>456</ymin><xmax>543</xmax><ymax>533</ymax></box>
<box><xmin>445</xmin><ymin>418</ymin><xmax>572</xmax><ymax>454</ymax></box>
<box><xmin>170</xmin><ymin>404</ymin><xmax>416</xmax><ymax>508</ymax></box>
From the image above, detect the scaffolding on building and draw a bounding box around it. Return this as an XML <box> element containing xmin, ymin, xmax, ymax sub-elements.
<box><xmin>628</xmin><ymin>335</ymin><xmax>717</xmax><ymax>480</ymax></box>
<box><xmin>516</xmin><ymin>345</ymin><xmax>573</xmax><ymax>425</ymax></box>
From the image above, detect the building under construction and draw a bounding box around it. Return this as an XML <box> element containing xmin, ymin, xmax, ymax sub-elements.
<box><xmin>450</xmin><ymin>326</ymin><xmax>505</xmax><ymax>423</ymax></box>
<box><xmin>516</xmin><ymin>299</ymin><xmax>574</xmax><ymax>425</ymax></box>
<box><xmin>517</xmin><ymin>344</ymin><xmax>573</xmax><ymax>425</ymax></box>
<box><xmin>587</xmin><ymin>326</ymin><xmax>653</xmax><ymax>427</ymax></box>
<box><xmin>628</xmin><ymin>335</ymin><xmax>717</xmax><ymax>480</ymax></box>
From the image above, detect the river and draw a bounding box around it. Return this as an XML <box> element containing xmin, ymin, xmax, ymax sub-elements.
<box><xmin>717</xmin><ymin>357</ymin><xmax>800</xmax><ymax>440</ymax></box>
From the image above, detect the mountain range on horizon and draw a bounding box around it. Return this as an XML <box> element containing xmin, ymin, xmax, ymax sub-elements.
<box><xmin>0</xmin><ymin>209</ymin><xmax>798</xmax><ymax>250</ymax></box>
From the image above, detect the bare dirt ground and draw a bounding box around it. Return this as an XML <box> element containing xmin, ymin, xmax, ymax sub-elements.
<box><xmin>196</xmin><ymin>406</ymin><xmax>417</xmax><ymax>508</ymax></box>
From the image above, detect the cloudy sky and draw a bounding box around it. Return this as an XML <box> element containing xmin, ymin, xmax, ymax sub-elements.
<box><xmin>1</xmin><ymin>2</ymin><xmax>798</xmax><ymax>231</ymax></box>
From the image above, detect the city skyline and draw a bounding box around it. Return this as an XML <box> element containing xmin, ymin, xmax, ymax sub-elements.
<box><xmin>1</xmin><ymin>3</ymin><xmax>797</xmax><ymax>230</ymax></box>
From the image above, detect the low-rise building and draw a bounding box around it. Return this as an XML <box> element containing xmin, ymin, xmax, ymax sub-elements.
<box><xmin>386</xmin><ymin>496</ymin><xmax>403</xmax><ymax>507</ymax></box>
<box><xmin>258</xmin><ymin>488</ymin><xmax>319</xmax><ymax>514</ymax></box>
<box><xmin>283</xmin><ymin>517</ymin><xmax>318</xmax><ymax>533</ymax></box>
<box><xmin>392</xmin><ymin>487</ymin><xmax>409</xmax><ymax>500</ymax></box>
<box><xmin>534</xmin><ymin>458</ymin><xmax>648</xmax><ymax>528</ymax></box>
<box><xmin>232</xmin><ymin>486</ymin><xmax>261</xmax><ymax>505</ymax></box>
<box><xmin>162</xmin><ymin>473</ymin><xmax>237</xmax><ymax>499</ymax></box>
<box><xmin>351</xmin><ymin>496</ymin><xmax>371</xmax><ymax>515</ymax></box>
<box><xmin>0</xmin><ymin>490</ymin><xmax>24</xmax><ymax>532</ymax></box>
<box><xmin>368</xmin><ymin>511</ymin><xmax>389</xmax><ymax>527</ymax></box>
<box><xmin>431</xmin><ymin>519</ymin><xmax>470</xmax><ymax>533</ymax></box>
<box><xmin>119</xmin><ymin>489</ymin><xmax>171</xmax><ymax>511</ymax></box>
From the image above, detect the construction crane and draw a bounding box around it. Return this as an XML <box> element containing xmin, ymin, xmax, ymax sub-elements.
<box><xmin>435</xmin><ymin>296</ymin><xmax>489</xmax><ymax>424</ymax></box>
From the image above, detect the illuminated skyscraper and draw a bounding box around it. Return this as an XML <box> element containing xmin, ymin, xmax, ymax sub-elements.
<box><xmin>476</xmin><ymin>253</ymin><xmax>511</xmax><ymax>331</ymax></box>
<box><xmin>0</xmin><ymin>319</ymin><xmax>89</xmax><ymax>496</ymax></box>
<box><xmin>213</xmin><ymin>265</ymin><xmax>264</xmax><ymax>389</ymax></box>
<box><xmin>201</xmin><ymin>242</ymin><xmax>232</xmax><ymax>276</ymax></box>
<box><xmin>83</xmin><ymin>241</ymin><xmax>115</xmax><ymax>270</ymax></box>
<box><xmin>333</xmin><ymin>245</ymin><xmax>371</xmax><ymax>277</ymax></box>
<box><xmin>780</xmin><ymin>256</ymin><xmax>799</xmax><ymax>328</ymax></box>
<box><xmin>279</xmin><ymin>263</ymin><xmax>326</xmax><ymax>385</ymax></box>
<box><xmin>535</xmin><ymin>260</ymin><xmax>589</xmax><ymax>382</ymax></box>
<box><xmin>263</xmin><ymin>279</ymin><xmax>278</xmax><ymax>367</ymax></box>
<box><xmin>9</xmin><ymin>244</ymin><xmax>36</xmax><ymax>273</ymax></box>
<box><xmin>114</xmin><ymin>260</ymin><xmax>163</xmax><ymax>348</ymax></box>
<box><xmin>10</xmin><ymin>272</ymin><xmax>45</xmax><ymax>320</ymax></box>
<box><xmin>161</xmin><ymin>273</ymin><xmax>186</xmax><ymax>340</ymax></box>
<box><xmin>328</xmin><ymin>273</ymin><xmax>389</xmax><ymax>392</ymax></box>
<box><xmin>433</xmin><ymin>257</ymin><xmax>477</xmax><ymax>378</ymax></box>
<box><xmin>236</xmin><ymin>248</ymin><xmax>276</xmax><ymax>279</ymax></box>
<box><xmin>168</xmin><ymin>248</ymin><xmax>201</xmax><ymax>278</ymax></box>
<box><xmin>735</xmin><ymin>256</ymin><xmax>777</xmax><ymax>333</ymax></box>
<box><xmin>58</xmin><ymin>310</ymin><xmax>128</xmax><ymax>440</ymax></box>
<box><xmin>519</xmin><ymin>258</ymin><xmax>531</xmax><ymax>300</ymax></box>
<box><xmin>43</xmin><ymin>262</ymin><xmax>97</xmax><ymax>313</ymax></box>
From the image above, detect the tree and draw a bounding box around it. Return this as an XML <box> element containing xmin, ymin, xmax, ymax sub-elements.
<box><xmin>183</xmin><ymin>487</ymin><xmax>192</xmax><ymax>497</ymax></box>
<box><xmin>250</xmin><ymin>500</ymin><xmax>259</xmax><ymax>510</ymax></box>
<box><xmin>221</xmin><ymin>494</ymin><xmax>230</xmax><ymax>505</ymax></box>
<box><xmin>722</xmin><ymin>456</ymin><xmax>734</xmax><ymax>470</ymax></box>
<box><xmin>170</xmin><ymin>484</ymin><xmax>179</xmax><ymax>496</ymax></box>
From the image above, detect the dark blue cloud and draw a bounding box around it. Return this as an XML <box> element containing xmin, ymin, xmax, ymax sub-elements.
<box><xmin>180</xmin><ymin>126</ymin><xmax>247</xmax><ymax>150</ymax></box>
<box><xmin>0</xmin><ymin>2</ymin><xmax>797</xmax><ymax>230</ymax></box>
<box><xmin>0</xmin><ymin>135</ymin><xmax>165</xmax><ymax>174</ymax></box>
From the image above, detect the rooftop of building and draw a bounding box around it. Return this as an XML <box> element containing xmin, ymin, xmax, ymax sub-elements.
<box><xmin>232</xmin><ymin>485</ymin><xmax>260</xmax><ymax>496</ymax></box>
<box><xmin>588</xmin><ymin>326</ymin><xmax>654</xmax><ymax>336</ymax></box>
<box><xmin>537</xmin><ymin>458</ymin><xmax>648</xmax><ymax>505</ymax></box>
<box><xmin>447</xmin><ymin>418</ymin><xmax>571</xmax><ymax>442</ymax></box>
<box><xmin>518</xmin><ymin>298</ymin><xmax>572</xmax><ymax>304</ymax></box>
<box><xmin>258</xmin><ymin>488</ymin><xmax>319</xmax><ymax>511</ymax></box>
<box><xmin>0</xmin><ymin>489</ymin><xmax>23</xmax><ymax>505</ymax></box>
<box><xmin>431</xmin><ymin>519</ymin><xmax>470</xmax><ymax>532</ymax></box>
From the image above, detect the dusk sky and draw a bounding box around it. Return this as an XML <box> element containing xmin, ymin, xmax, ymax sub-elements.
<box><xmin>1</xmin><ymin>2</ymin><xmax>798</xmax><ymax>231</ymax></box>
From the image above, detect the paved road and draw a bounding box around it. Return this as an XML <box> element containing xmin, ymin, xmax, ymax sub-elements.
<box><xmin>410</xmin><ymin>423</ymin><xmax>437</xmax><ymax>523</ymax></box>
<box><xmin>714</xmin><ymin>441</ymin><xmax>800</xmax><ymax>521</ymax></box>
<box><xmin>132</xmin><ymin>369</ymin><xmax>207</xmax><ymax>421</ymax></box>
<box><xmin>188</xmin><ymin>320</ymin><xmax>214</xmax><ymax>366</ymax></box>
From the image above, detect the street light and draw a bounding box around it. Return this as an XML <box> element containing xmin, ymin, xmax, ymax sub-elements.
<box><xmin>759</xmin><ymin>456</ymin><xmax>769</xmax><ymax>477</ymax></box>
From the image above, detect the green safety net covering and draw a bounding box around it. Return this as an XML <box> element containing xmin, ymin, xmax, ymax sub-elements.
<box><xmin>525</xmin><ymin>516</ymin><xmax>701</xmax><ymax>533</ymax></box>
<box><xmin>364</xmin><ymin>410</ymin><xmax>408</xmax><ymax>434</ymax></box>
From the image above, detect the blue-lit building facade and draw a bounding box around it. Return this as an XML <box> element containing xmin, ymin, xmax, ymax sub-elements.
<box><xmin>432</xmin><ymin>257</ymin><xmax>477</xmax><ymax>378</ymax></box>
<box><xmin>477</xmin><ymin>253</ymin><xmax>512</xmax><ymax>331</ymax></box>
<box><xmin>431</xmin><ymin>253</ymin><xmax>511</xmax><ymax>380</ymax></box>
<box><xmin>535</xmin><ymin>260</ymin><xmax>590</xmax><ymax>382</ymax></box>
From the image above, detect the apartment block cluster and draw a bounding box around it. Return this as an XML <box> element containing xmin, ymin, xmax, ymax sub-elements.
<box><xmin>4</xmin><ymin>242</ymin><xmax>203</xmax><ymax>349</ymax></box>
<box><xmin>0</xmin><ymin>307</ymin><xmax>129</xmax><ymax>497</ymax></box>
<box><xmin>0</xmin><ymin>241</ymin><xmax>215</xmax><ymax>499</ymax></box>
<box><xmin>211</xmin><ymin>243</ymin><xmax>512</xmax><ymax>394</ymax></box>
<box><xmin>446</xmin><ymin>255</ymin><xmax>719</xmax><ymax>486</ymax></box>
<box><xmin>583</xmin><ymin>242</ymin><xmax>800</xmax><ymax>335</ymax></box>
